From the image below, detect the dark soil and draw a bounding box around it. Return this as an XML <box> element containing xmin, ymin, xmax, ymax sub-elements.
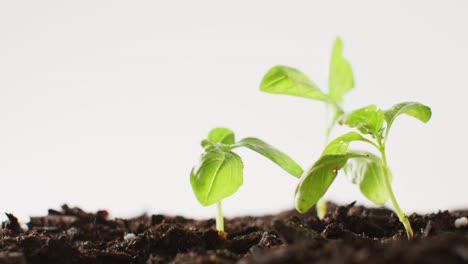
<box><xmin>0</xmin><ymin>202</ymin><xmax>467</xmax><ymax>264</ymax></box>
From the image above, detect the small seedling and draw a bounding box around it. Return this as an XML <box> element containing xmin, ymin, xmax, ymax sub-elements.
<box><xmin>260</xmin><ymin>37</ymin><xmax>354</xmax><ymax>218</ymax></box>
<box><xmin>294</xmin><ymin>102</ymin><xmax>432</xmax><ymax>239</ymax></box>
<box><xmin>190</xmin><ymin>128</ymin><xmax>303</xmax><ymax>231</ymax></box>
<box><xmin>260</xmin><ymin>37</ymin><xmax>354</xmax><ymax>142</ymax></box>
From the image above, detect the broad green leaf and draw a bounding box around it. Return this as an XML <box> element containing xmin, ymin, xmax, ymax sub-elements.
<box><xmin>328</xmin><ymin>37</ymin><xmax>354</xmax><ymax>103</ymax></box>
<box><xmin>295</xmin><ymin>152</ymin><xmax>367</xmax><ymax>213</ymax></box>
<box><xmin>384</xmin><ymin>102</ymin><xmax>432</xmax><ymax>136</ymax></box>
<box><xmin>339</xmin><ymin>105</ymin><xmax>384</xmax><ymax>136</ymax></box>
<box><xmin>260</xmin><ymin>65</ymin><xmax>329</xmax><ymax>101</ymax></box>
<box><xmin>190</xmin><ymin>149</ymin><xmax>244</xmax><ymax>206</ymax></box>
<box><xmin>207</xmin><ymin>127</ymin><xmax>235</xmax><ymax>145</ymax></box>
<box><xmin>322</xmin><ymin>132</ymin><xmax>376</xmax><ymax>155</ymax></box>
<box><xmin>234</xmin><ymin>137</ymin><xmax>303</xmax><ymax>178</ymax></box>
<box><xmin>344</xmin><ymin>153</ymin><xmax>392</xmax><ymax>205</ymax></box>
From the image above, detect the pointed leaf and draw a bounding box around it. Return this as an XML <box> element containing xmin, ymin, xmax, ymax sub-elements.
<box><xmin>384</xmin><ymin>102</ymin><xmax>432</xmax><ymax>136</ymax></box>
<box><xmin>201</xmin><ymin>139</ymin><xmax>215</xmax><ymax>149</ymax></box>
<box><xmin>260</xmin><ymin>66</ymin><xmax>329</xmax><ymax>101</ymax></box>
<box><xmin>207</xmin><ymin>127</ymin><xmax>235</xmax><ymax>145</ymax></box>
<box><xmin>344</xmin><ymin>153</ymin><xmax>392</xmax><ymax>205</ymax></box>
<box><xmin>235</xmin><ymin>137</ymin><xmax>303</xmax><ymax>178</ymax></box>
<box><xmin>328</xmin><ymin>37</ymin><xmax>354</xmax><ymax>103</ymax></box>
<box><xmin>322</xmin><ymin>132</ymin><xmax>376</xmax><ymax>155</ymax></box>
<box><xmin>190</xmin><ymin>149</ymin><xmax>244</xmax><ymax>206</ymax></box>
<box><xmin>339</xmin><ymin>105</ymin><xmax>384</xmax><ymax>136</ymax></box>
<box><xmin>295</xmin><ymin>152</ymin><xmax>367</xmax><ymax>213</ymax></box>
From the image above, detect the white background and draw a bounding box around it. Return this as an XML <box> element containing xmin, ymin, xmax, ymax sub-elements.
<box><xmin>0</xmin><ymin>1</ymin><xmax>467</xmax><ymax>222</ymax></box>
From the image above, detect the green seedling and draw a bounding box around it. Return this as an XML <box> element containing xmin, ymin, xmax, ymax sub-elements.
<box><xmin>260</xmin><ymin>37</ymin><xmax>354</xmax><ymax>218</ymax></box>
<box><xmin>294</xmin><ymin>102</ymin><xmax>432</xmax><ymax>239</ymax></box>
<box><xmin>190</xmin><ymin>128</ymin><xmax>303</xmax><ymax>231</ymax></box>
<box><xmin>260</xmin><ymin>37</ymin><xmax>354</xmax><ymax>142</ymax></box>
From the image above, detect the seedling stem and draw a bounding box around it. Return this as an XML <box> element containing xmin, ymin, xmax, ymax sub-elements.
<box><xmin>216</xmin><ymin>201</ymin><xmax>224</xmax><ymax>232</ymax></box>
<box><xmin>377</xmin><ymin>140</ymin><xmax>414</xmax><ymax>239</ymax></box>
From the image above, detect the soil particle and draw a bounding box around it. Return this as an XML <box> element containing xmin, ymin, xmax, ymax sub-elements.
<box><xmin>0</xmin><ymin>203</ymin><xmax>467</xmax><ymax>263</ymax></box>
<box><xmin>2</xmin><ymin>214</ymin><xmax>22</xmax><ymax>235</ymax></box>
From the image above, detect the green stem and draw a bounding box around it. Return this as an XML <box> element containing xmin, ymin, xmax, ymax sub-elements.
<box><xmin>378</xmin><ymin>145</ymin><xmax>414</xmax><ymax>239</ymax></box>
<box><xmin>216</xmin><ymin>201</ymin><xmax>224</xmax><ymax>231</ymax></box>
<box><xmin>316</xmin><ymin>199</ymin><xmax>327</xmax><ymax>219</ymax></box>
<box><xmin>325</xmin><ymin>105</ymin><xmax>332</xmax><ymax>144</ymax></box>
<box><xmin>325</xmin><ymin>124</ymin><xmax>331</xmax><ymax>145</ymax></box>
<box><xmin>324</xmin><ymin>103</ymin><xmax>342</xmax><ymax>144</ymax></box>
<box><xmin>318</xmin><ymin>104</ymin><xmax>336</xmax><ymax>219</ymax></box>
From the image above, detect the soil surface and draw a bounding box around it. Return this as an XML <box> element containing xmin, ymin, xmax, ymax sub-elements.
<box><xmin>0</xmin><ymin>202</ymin><xmax>467</xmax><ymax>264</ymax></box>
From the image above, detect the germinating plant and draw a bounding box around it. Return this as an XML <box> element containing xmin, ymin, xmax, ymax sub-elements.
<box><xmin>190</xmin><ymin>127</ymin><xmax>303</xmax><ymax>231</ymax></box>
<box><xmin>260</xmin><ymin>37</ymin><xmax>354</xmax><ymax>218</ymax></box>
<box><xmin>260</xmin><ymin>37</ymin><xmax>354</xmax><ymax>142</ymax></box>
<box><xmin>294</xmin><ymin>102</ymin><xmax>432</xmax><ymax>239</ymax></box>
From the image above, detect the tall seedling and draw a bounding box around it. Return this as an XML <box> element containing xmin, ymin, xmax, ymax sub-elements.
<box><xmin>260</xmin><ymin>37</ymin><xmax>354</xmax><ymax>218</ymax></box>
<box><xmin>295</xmin><ymin>103</ymin><xmax>432</xmax><ymax>239</ymax></box>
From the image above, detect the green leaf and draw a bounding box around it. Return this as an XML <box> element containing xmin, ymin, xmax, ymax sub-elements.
<box><xmin>322</xmin><ymin>132</ymin><xmax>376</xmax><ymax>155</ymax></box>
<box><xmin>339</xmin><ymin>105</ymin><xmax>384</xmax><ymax>136</ymax></box>
<box><xmin>344</xmin><ymin>153</ymin><xmax>391</xmax><ymax>205</ymax></box>
<box><xmin>190</xmin><ymin>149</ymin><xmax>244</xmax><ymax>206</ymax></box>
<box><xmin>201</xmin><ymin>139</ymin><xmax>214</xmax><ymax>149</ymax></box>
<box><xmin>207</xmin><ymin>127</ymin><xmax>235</xmax><ymax>145</ymax></box>
<box><xmin>328</xmin><ymin>37</ymin><xmax>354</xmax><ymax>103</ymax></box>
<box><xmin>234</xmin><ymin>137</ymin><xmax>303</xmax><ymax>178</ymax></box>
<box><xmin>260</xmin><ymin>65</ymin><xmax>329</xmax><ymax>101</ymax></box>
<box><xmin>384</xmin><ymin>102</ymin><xmax>432</xmax><ymax>137</ymax></box>
<box><xmin>295</xmin><ymin>152</ymin><xmax>366</xmax><ymax>213</ymax></box>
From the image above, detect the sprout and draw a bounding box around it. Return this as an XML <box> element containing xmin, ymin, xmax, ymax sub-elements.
<box><xmin>260</xmin><ymin>37</ymin><xmax>355</xmax><ymax>218</ymax></box>
<box><xmin>295</xmin><ymin>102</ymin><xmax>432</xmax><ymax>239</ymax></box>
<box><xmin>190</xmin><ymin>128</ymin><xmax>303</xmax><ymax>231</ymax></box>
